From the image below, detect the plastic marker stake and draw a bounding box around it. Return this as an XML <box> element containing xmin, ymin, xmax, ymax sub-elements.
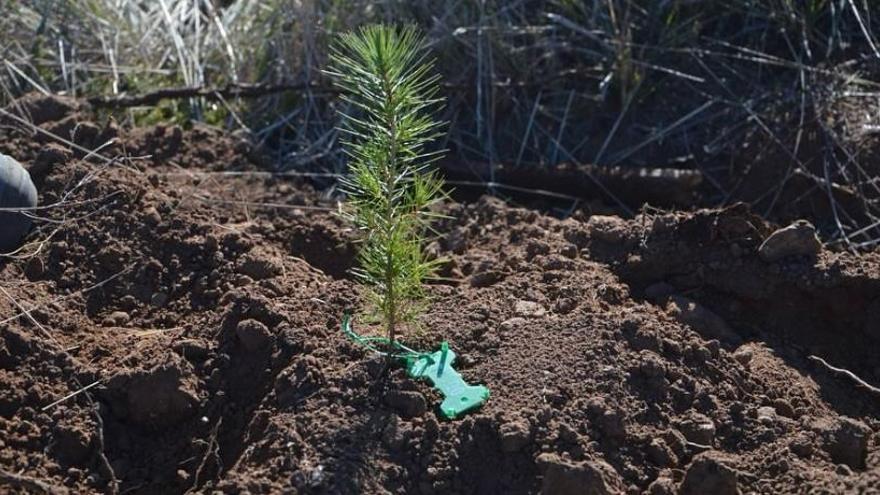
<box><xmin>406</xmin><ymin>342</ymin><xmax>490</xmax><ymax>419</ymax></box>
<box><xmin>341</xmin><ymin>315</ymin><xmax>489</xmax><ymax>419</ymax></box>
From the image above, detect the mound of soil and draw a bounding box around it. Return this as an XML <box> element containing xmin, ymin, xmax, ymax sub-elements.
<box><xmin>1</xmin><ymin>95</ymin><xmax>879</xmax><ymax>494</ymax></box>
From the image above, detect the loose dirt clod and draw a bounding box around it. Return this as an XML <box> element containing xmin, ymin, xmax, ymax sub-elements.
<box><xmin>680</xmin><ymin>451</ymin><xmax>740</xmax><ymax>495</ymax></box>
<box><xmin>537</xmin><ymin>453</ymin><xmax>623</xmax><ymax>495</ymax></box>
<box><xmin>499</xmin><ymin>419</ymin><xmax>532</xmax><ymax>453</ymax></box>
<box><xmin>666</xmin><ymin>295</ymin><xmax>740</xmax><ymax>344</ymax></box>
<box><xmin>813</xmin><ymin>416</ymin><xmax>872</xmax><ymax>469</ymax></box>
<box><xmin>236</xmin><ymin>319</ymin><xmax>274</xmax><ymax>351</ymax></box>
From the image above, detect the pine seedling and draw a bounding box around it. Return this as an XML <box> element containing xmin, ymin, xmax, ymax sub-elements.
<box><xmin>326</xmin><ymin>25</ymin><xmax>447</xmax><ymax>345</ymax></box>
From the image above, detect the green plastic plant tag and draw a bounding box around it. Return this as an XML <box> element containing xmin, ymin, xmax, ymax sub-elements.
<box><xmin>406</xmin><ymin>342</ymin><xmax>490</xmax><ymax>419</ymax></box>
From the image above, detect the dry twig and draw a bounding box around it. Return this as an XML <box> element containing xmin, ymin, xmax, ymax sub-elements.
<box><xmin>808</xmin><ymin>355</ymin><xmax>880</xmax><ymax>398</ymax></box>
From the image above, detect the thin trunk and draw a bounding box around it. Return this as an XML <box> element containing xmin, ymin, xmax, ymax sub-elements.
<box><xmin>382</xmin><ymin>60</ymin><xmax>399</xmax><ymax>344</ymax></box>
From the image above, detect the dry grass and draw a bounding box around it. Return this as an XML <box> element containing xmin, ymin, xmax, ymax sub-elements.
<box><xmin>2</xmin><ymin>0</ymin><xmax>880</xmax><ymax>246</ymax></box>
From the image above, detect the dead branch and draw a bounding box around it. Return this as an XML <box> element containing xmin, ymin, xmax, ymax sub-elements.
<box><xmin>86</xmin><ymin>77</ymin><xmax>589</xmax><ymax>109</ymax></box>
<box><xmin>41</xmin><ymin>380</ymin><xmax>101</xmax><ymax>411</ymax></box>
<box><xmin>440</xmin><ymin>160</ymin><xmax>704</xmax><ymax>209</ymax></box>
<box><xmin>87</xmin><ymin>82</ymin><xmax>337</xmax><ymax>108</ymax></box>
<box><xmin>808</xmin><ymin>355</ymin><xmax>880</xmax><ymax>397</ymax></box>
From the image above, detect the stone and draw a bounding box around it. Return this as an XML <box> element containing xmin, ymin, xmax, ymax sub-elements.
<box><xmin>537</xmin><ymin>453</ymin><xmax>624</xmax><ymax>495</ymax></box>
<box><xmin>757</xmin><ymin>406</ymin><xmax>777</xmax><ymax>425</ymax></box>
<box><xmin>679</xmin><ymin>414</ymin><xmax>716</xmax><ymax>446</ymax></box>
<box><xmin>236</xmin><ymin>319</ymin><xmax>274</xmax><ymax>351</ymax></box>
<box><xmin>143</xmin><ymin>206</ymin><xmax>162</xmax><ymax>225</ymax></box>
<box><xmin>384</xmin><ymin>390</ymin><xmax>427</xmax><ymax>418</ymax></box>
<box><xmin>515</xmin><ymin>300</ymin><xmax>546</xmax><ymax>318</ymax></box>
<box><xmin>500</xmin><ymin>317</ymin><xmax>527</xmax><ymax>331</ymax></box>
<box><xmin>680</xmin><ymin>451</ymin><xmax>740</xmax><ymax>495</ymax></box>
<box><xmin>758</xmin><ymin>220</ymin><xmax>821</xmax><ymax>262</ymax></box>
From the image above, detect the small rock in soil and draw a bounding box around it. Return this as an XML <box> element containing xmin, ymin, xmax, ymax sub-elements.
<box><xmin>143</xmin><ymin>206</ymin><xmax>162</xmax><ymax>225</ymax></box>
<box><xmin>384</xmin><ymin>390</ymin><xmax>427</xmax><ymax>418</ymax></box>
<box><xmin>499</xmin><ymin>419</ymin><xmax>532</xmax><ymax>452</ymax></box>
<box><xmin>515</xmin><ymin>300</ymin><xmax>547</xmax><ymax>318</ymax></box>
<box><xmin>758</xmin><ymin>220</ymin><xmax>821</xmax><ymax>262</ymax></box>
<box><xmin>667</xmin><ymin>295</ymin><xmax>740</xmax><ymax>344</ymax></box>
<box><xmin>537</xmin><ymin>453</ymin><xmax>624</xmax><ymax>495</ymax></box>
<box><xmin>679</xmin><ymin>413</ymin><xmax>716</xmax><ymax>446</ymax></box>
<box><xmin>680</xmin><ymin>451</ymin><xmax>740</xmax><ymax>495</ymax></box>
<box><xmin>757</xmin><ymin>406</ymin><xmax>777</xmax><ymax>425</ymax></box>
<box><xmin>236</xmin><ymin>319</ymin><xmax>274</xmax><ymax>351</ymax></box>
<box><xmin>500</xmin><ymin>317</ymin><xmax>527</xmax><ymax>331</ymax></box>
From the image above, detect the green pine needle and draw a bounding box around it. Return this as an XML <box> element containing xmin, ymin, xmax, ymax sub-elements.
<box><xmin>326</xmin><ymin>25</ymin><xmax>447</xmax><ymax>344</ymax></box>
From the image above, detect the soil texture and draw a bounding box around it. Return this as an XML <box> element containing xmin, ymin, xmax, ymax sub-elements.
<box><xmin>0</xmin><ymin>94</ymin><xmax>879</xmax><ymax>494</ymax></box>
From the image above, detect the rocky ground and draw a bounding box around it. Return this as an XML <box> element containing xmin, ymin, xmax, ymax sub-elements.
<box><xmin>0</xmin><ymin>94</ymin><xmax>878</xmax><ymax>494</ymax></box>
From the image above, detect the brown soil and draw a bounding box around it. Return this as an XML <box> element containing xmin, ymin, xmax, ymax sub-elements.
<box><xmin>1</xmin><ymin>94</ymin><xmax>879</xmax><ymax>494</ymax></box>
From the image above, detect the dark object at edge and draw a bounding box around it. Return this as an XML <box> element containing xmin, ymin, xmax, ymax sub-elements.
<box><xmin>0</xmin><ymin>153</ymin><xmax>38</xmax><ymax>253</ymax></box>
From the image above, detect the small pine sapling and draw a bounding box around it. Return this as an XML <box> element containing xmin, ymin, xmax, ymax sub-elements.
<box><xmin>326</xmin><ymin>25</ymin><xmax>447</xmax><ymax>345</ymax></box>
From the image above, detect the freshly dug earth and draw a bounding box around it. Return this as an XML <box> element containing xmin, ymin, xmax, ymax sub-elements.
<box><xmin>1</xmin><ymin>94</ymin><xmax>879</xmax><ymax>494</ymax></box>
